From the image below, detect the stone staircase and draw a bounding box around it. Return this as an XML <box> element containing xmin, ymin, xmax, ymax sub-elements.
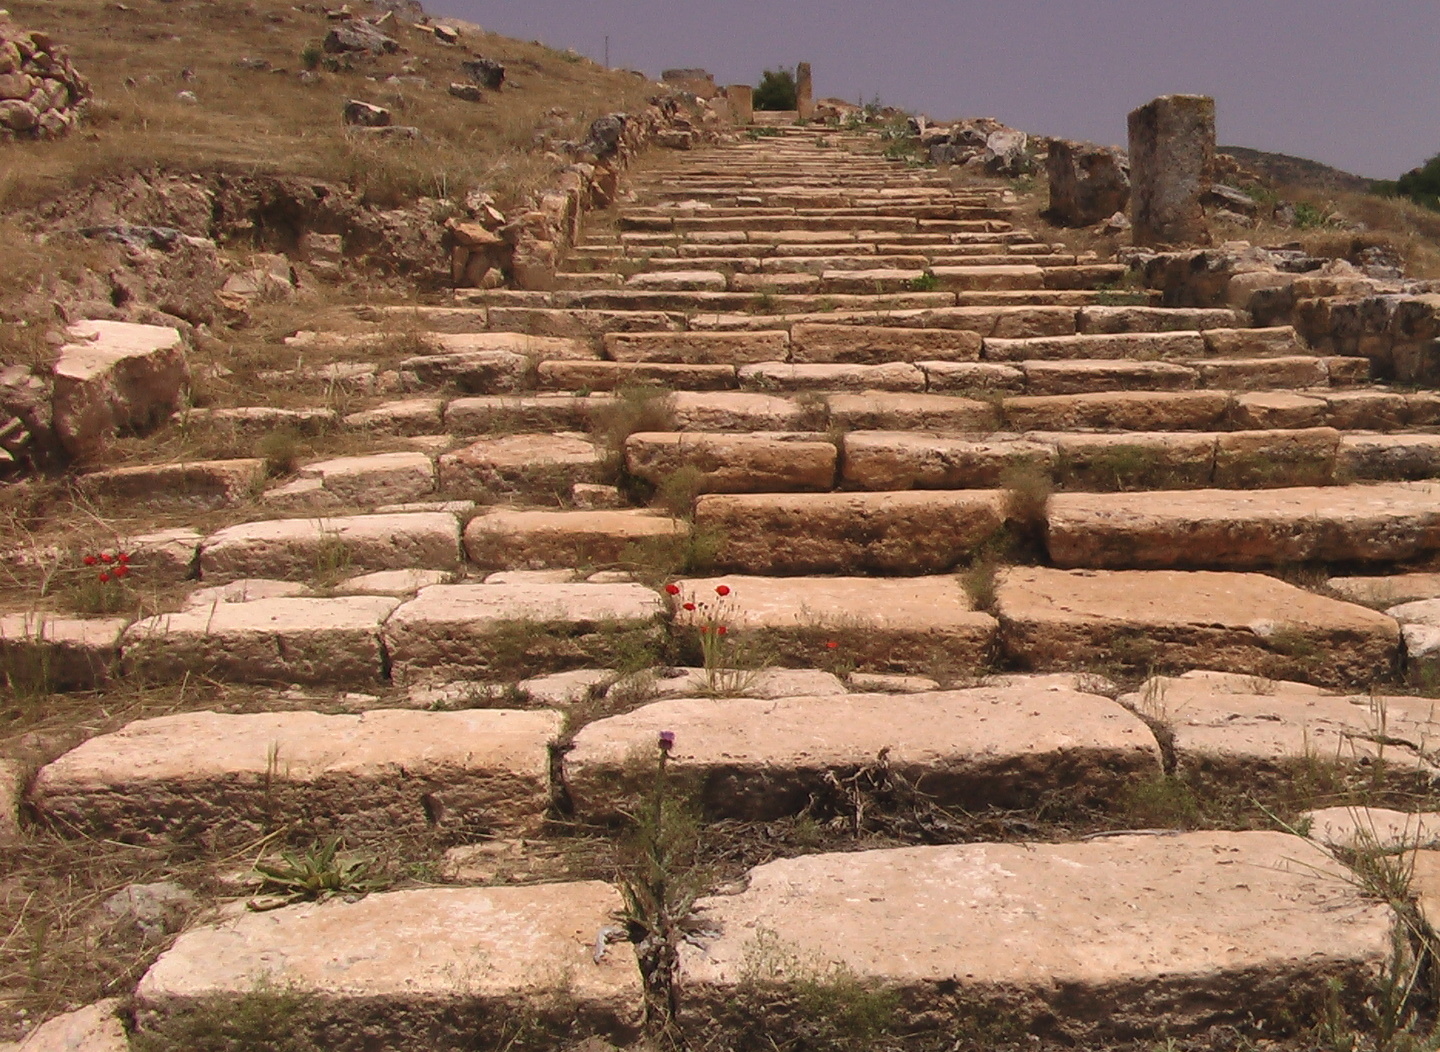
<box><xmin>11</xmin><ymin>124</ymin><xmax>1440</xmax><ymax>1049</ymax></box>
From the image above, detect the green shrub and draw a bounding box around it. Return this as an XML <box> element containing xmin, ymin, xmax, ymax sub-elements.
<box><xmin>754</xmin><ymin>67</ymin><xmax>797</xmax><ymax>111</ymax></box>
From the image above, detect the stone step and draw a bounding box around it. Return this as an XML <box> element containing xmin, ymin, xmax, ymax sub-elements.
<box><xmin>550</xmin><ymin>289</ymin><xmax>958</xmax><ymax>313</ymax></box>
<box><xmin>123</xmin><ymin>595</ymin><xmax>400</xmax><ymax>687</ymax></box>
<box><xmin>693</xmin><ymin>490</ymin><xmax>1006</xmax><ymax>574</ymax></box>
<box><xmin>1046</xmin><ymin>481</ymin><xmax>1440</xmax><ymax>570</ymax></box>
<box><xmin>200</xmin><ymin>513</ymin><xmax>462</xmax><ymax>583</ymax></box>
<box><xmin>383</xmin><ymin>581</ymin><xmax>664</xmax><ymax>685</ymax></box>
<box><xmin>566</xmin><ymin>682</ymin><xmax>1158</xmax><ymax>819</ymax></box>
<box><xmin>135</xmin><ymin>883</ymin><xmax>642</xmax><ymax>1048</ymax></box>
<box><xmin>625</xmin><ymin>431</ymin><xmax>837</xmax><ymax>492</ymax></box>
<box><xmin>463</xmin><ymin>508</ymin><xmax>687</xmax><ymax>569</ymax></box>
<box><xmin>32</xmin><ymin>708</ymin><xmax>561</xmax><ymax>840</ymax></box>
<box><xmin>676</xmin><ymin>833</ymin><xmax>1390</xmax><ymax>1043</ymax></box>
<box><xmin>981</xmin><ymin>326</ymin><xmax>1304</xmax><ymax>362</ymax></box>
<box><xmin>995</xmin><ymin>566</ymin><xmax>1398</xmax><ymax>686</ymax></box>
<box><xmin>1121</xmin><ymin>671</ymin><xmax>1440</xmax><ymax>789</ymax></box>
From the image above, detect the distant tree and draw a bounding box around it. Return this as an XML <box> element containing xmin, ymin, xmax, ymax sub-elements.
<box><xmin>754</xmin><ymin>67</ymin><xmax>797</xmax><ymax>111</ymax></box>
<box><xmin>1393</xmin><ymin>153</ymin><xmax>1440</xmax><ymax>210</ymax></box>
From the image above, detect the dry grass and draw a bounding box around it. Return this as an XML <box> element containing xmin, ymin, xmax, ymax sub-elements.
<box><xmin>1</xmin><ymin>0</ymin><xmax>659</xmax><ymax>214</ymax></box>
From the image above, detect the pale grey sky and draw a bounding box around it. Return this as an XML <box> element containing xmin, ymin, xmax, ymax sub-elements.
<box><xmin>429</xmin><ymin>0</ymin><xmax>1440</xmax><ymax>180</ymax></box>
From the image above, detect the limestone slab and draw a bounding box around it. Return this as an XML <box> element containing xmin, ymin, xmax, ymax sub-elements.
<box><xmin>202</xmin><ymin>513</ymin><xmax>461</xmax><ymax>583</ymax></box>
<box><xmin>1212</xmin><ymin>427</ymin><xmax>1338</xmax><ymax>487</ymax></box>
<box><xmin>1047</xmin><ymin>482</ymin><xmax>1440</xmax><ymax>570</ymax></box>
<box><xmin>75</xmin><ymin>458</ymin><xmax>265</xmax><ymax>509</ymax></box>
<box><xmin>1303</xmin><ymin>807</ymin><xmax>1440</xmax><ymax>850</ymax></box>
<box><xmin>1076</xmin><ymin>306</ymin><xmax>1243</xmax><ymax>334</ymax></box>
<box><xmin>1339</xmin><ymin>434</ymin><xmax>1440</xmax><ymax>481</ymax></box>
<box><xmin>6</xmin><ymin>1000</ymin><xmax>128</xmax><ymax>1052</ymax></box>
<box><xmin>671</xmin><ymin>574</ymin><xmax>998</xmax><ymax>671</ymax></box>
<box><xmin>1021</xmin><ymin>359</ymin><xmax>1197</xmax><ymax>395</ymax></box>
<box><xmin>464</xmin><ymin>509</ymin><xmax>686</xmax><ymax>570</ymax></box>
<box><xmin>1203</xmin><ymin>326</ymin><xmax>1304</xmax><ymax>357</ymax></box>
<box><xmin>826</xmin><ymin>391</ymin><xmax>1003</xmax><ymax>430</ymax></box>
<box><xmin>919</xmin><ymin>360</ymin><xmax>1027</xmax><ymax>394</ymax></box>
<box><xmin>334</xmin><ymin>568</ymin><xmax>452</xmax><ymax>596</ymax></box>
<box><xmin>384</xmin><ymin>582</ymin><xmax>664</xmax><ymax>684</ymax></box>
<box><xmin>135</xmin><ymin>883</ymin><xmax>641</xmax><ymax>1042</ymax></box>
<box><xmin>738</xmin><ymin>361</ymin><xmax>926</xmax><ymax>392</ymax></box>
<box><xmin>603</xmin><ymin>330</ymin><xmax>786</xmax><ymax>364</ymax></box>
<box><xmin>789</xmin><ymin>323</ymin><xmax>981</xmax><ymax>364</ymax></box>
<box><xmin>122</xmin><ymin>596</ymin><xmax>399</xmax><ymax>687</ymax></box>
<box><xmin>695</xmin><ymin>490</ymin><xmax>1006</xmax><ymax>574</ymax></box>
<box><xmin>52</xmin><ymin>320</ymin><xmax>188</xmax><ymax>458</ymax></box>
<box><xmin>290</xmin><ymin>451</ymin><xmax>436</xmax><ymax>507</ymax></box>
<box><xmin>438</xmin><ymin>433</ymin><xmax>601</xmax><ymax>497</ymax></box>
<box><xmin>538</xmin><ymin>360</ymin><xmax>737</xmax><ymax>391</ymax></box>
<box><xmin>930</xmin><ymin>264</ymin><xmax>1045</xmax><ymax>291</ymax></box>
<box><xmin>343</xmin><ymin>397</ymin><xmax>445</xmax><ymax>435</ymax></box>
<box><xmin>568</xmin><ymin>685</ymin><xmax>1157</xmax><ymax>819</ymax></box>
<box><xmin>1049</xmin><ymin>431</ymin><xmax>1216</xmax><ymax>489</ymax></box>
<box><xmin>1003</xmin><ymin>391</ymin><xmax>1230</xmax><ymax>431</ymax></box>
<box><xmin>1231</xmin><ymin>391</ymin><xmax>1327</xmax><ymax>430</ymax></box>
<box><xmin>33</xmin><ymin>708</ymin><xmax>561</xmax><ymax>840</ymax></box>
<box><xmin>678</xmin><ymin>832</ymin><xmax>1389</xmax><ymax>1040</ymax></box>
<box><xmin>983</xmin><ymin>331</ymin><xmax>1205</xmax><ymax>362</ymax></box>
<box><xmin>1327</xmin><ymin>573</ymin><xmax>1440</xmax><ymax>607</ymax></box>
<box><xmin>0</xmin><ymin>613</ymin><xmax>127</xmax><ymax>690</ymax></box>
<box><xmin>997</xmin><ymin>566</ymin><xmax>1399</xmax><ymax>685</ymax></box>
<box><xmin>843</xmin><ymin>431</ymin><xmax>1054</xmax><ymax>489</ymax></box>
<box><xmin>625</xmin><ymin>431</ymin><xmax>837</xmax><ymax>493</ymax></box>
<box><xmin>444</xmin><ymin>394</ymin><xmax>607</xmax><ymax>434</ymax></box>
<box><xmin>668</xmin><ymin>391</ymin><xmax>805</xmax><ymax>431</ymax></box>
<box><xmin>1192</xmin><ymin>356</ymin><xmax>1328</xmax><ymax>390</ymax></box>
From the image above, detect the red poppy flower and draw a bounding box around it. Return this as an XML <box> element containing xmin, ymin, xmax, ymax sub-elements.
<box><xmin>99</xmin><ymin>553</ymin><xmax>114</xmax><ymax>564</ymax></box>
<box><xmin>717</xmin><ymin>626</ymin><xmax>728</xmax><ymax>636</ymax></box>
<box><xmin>114</xmin><ymin>565</ymin><xmax>130</xmax><ymax>578</ymax></box>
<box><xmin>83</xmin><ymin>555</ymin><xmax>96</xmax><ymax>566</ymax></box>
<box><xmin>826</xmin><ymin>640</ymin><xmax>839</xmax><ymax>649</ymax></box>
<box><xmin>699</xmin><ymin>625</ymin><xmax>710</xmax><ymax>634</ymax></box>
<box><xmin>682</xmin><ymin>602</ymin><xmax>695</xmax><ymax>611</ymax></box>
<box><xmin>117</xmin><ymin>552</ymin><xmax>130</xmax><ymax>564</ymax></box>
<box><xmin>98</xmin><ymin>572</ymin><xmax>111</xmax><ymax>583</ymax></box>
<box><xmin>664</xmin><ymin>583</ymin><xmax>680</xmax><ymax>596</ymax></box>
<box><xmin>715</xmin><ymin>585</ymin><xmax>730</xmax><ymax>596</ymax></box>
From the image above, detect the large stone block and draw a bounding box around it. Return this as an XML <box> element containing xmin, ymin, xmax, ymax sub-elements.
<box><xmin>1045</xmin><ymin>138</ymin><xmax>1130</xmax><ymax>227</ymax></box>
<box><xmin>1128</xmin><ymin>94</ymin><xmax>1215</xmax><ymax>247</ymax></box>
<box><xmin>201</xmin><ymin>513</ymin><xmax>461</xmax><ymax>583</ymax></box>
<box><xmin>51</xmin><ymin>321</ymin><xmax>189</xmax><ymax>459</ymax></box>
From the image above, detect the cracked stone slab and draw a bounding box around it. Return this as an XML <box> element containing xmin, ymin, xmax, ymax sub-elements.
<box><xmin>201</xmin><ymin>513</ymin><xmax>461</xmax><ymax>583</ymax></box>
<box><xmin>135</xmin><ymin>883</ymin><xmax>642</xmax><ymax>1046</ymax></box>
<box><xmin>677</xmin><ymin>832</ymin><xmax>1390</xmax><ymax>1041</ymax></box>
<box><xmin>122</xmin><ymin>595</ymin><xmax>399</xmax><ymax>687</ymax></box>
<box><xmin>567</xmin><ymin>684</ymin><xmax>1158</xmax><ymax>820</ymax></box>
<box><xmin>33</xmin><ymin>708</ymin><xmax>561</xmax><ymax>840</ymax></box>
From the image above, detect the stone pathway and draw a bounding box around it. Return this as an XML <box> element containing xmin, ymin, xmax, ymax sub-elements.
<box><xmin>10</xmin><ymin>121</ymin><xmax>1440</xmax><ymax>1049</ymax></box>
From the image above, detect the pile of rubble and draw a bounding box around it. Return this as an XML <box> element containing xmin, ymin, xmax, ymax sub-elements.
<box><xmin>0</xmin><ymin>9</ymin><xmax>91</xmax><ymax>140</ymax></box>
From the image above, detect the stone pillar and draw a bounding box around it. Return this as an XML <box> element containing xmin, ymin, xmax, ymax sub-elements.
<box><xmin>795</xmin><ymin>61</ymin><xmax>813</xmax><ymax>120</ymax></box>
<box><xmin>1127</xmin><ymin>94</ymin><xmax>1215</xmax><ymax>247</ymax></box>
<box><xmin>727</xmin><ymin>84</ymin><xmax>754</xmax><ymax>125</ymax></box>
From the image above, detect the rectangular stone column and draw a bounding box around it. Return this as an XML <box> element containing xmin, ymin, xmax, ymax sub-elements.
<box><xmin>727</xmin><ymin>84</ymin><xmax>753</xmax><ymax>125</ymax></box>
<box><xmin>1127</xmin><ymin>94</ymin><xmax>1215</xmax><ymax>247</ymax></box>
<box><xmin>796</xmin><ymin>61</ymin><xmax>813</xmax><ymax>120</ymax></box>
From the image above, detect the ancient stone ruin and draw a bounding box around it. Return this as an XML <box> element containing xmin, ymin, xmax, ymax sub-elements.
<box><xmin>10</xmin><ymin>27</ymin><xmax>1440</xmax><ymax>1052</ymax></box>
<box><xmin>0</xmin><ymin>9</ymin><xmax>90</xmax><ymax>140</ymax></box>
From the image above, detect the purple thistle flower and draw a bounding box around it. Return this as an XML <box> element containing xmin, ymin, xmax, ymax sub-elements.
<box><xmin>658</xmin><ymin>730</ymin><xmax>675</xmax><ymax>752</ymax></box>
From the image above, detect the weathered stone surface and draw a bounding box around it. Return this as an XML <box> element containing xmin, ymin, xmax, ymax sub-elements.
<box><xmin>1212</xmin><ymin>427</ymin><xmax>1338</xmax><ymax>487</ymax></box>
<box><xmin>671</xmin><ymin>574</ymin><xmax>998</xmax><ymax>671</ymax></box>
<box><xmin>384</xmin><ymin>582</ymin><xmax>663</xmax><ymax>684</ymax></box>
<box><xmin>344</xmin><ymin>398</ymin><xmax>446</xmax><ymax>435</ymax></box>
<box><xmin>1047</xmin><ymin>482</ymin><xmax>1440</xmax><ymax>570</ymax></box>
<box><xmin>1076</xmin><ymin>306</ymin><xmax>1243</xmax><ymax>334</ymax></box>
<box><xmin>983</xmin><ymin>331</ymin><xmax>1206</xmax><ymax>362</ymax></box>
<box><xmin>1230</xmin><ymin>391</ymin><xmax>1327</xmax><ymax>430</ymax></box>
<box><xmin>1325</xmin><ymin>390</ymin><xmax>1406</xmax><ymax>430</ymax></box>
<box><xmin>622</xmin><ymin>666</ymin><xmax>848</xmax><ymax>701</ymax></box>
<box><xmin>1327</xmin><ymin>573</ymin><xmax>1440</xmax><ymax>607</ymax></box>
<box><xmin>464</xmin><ymin>509</ymin><xmax>686</xmax><ymax>569</ymax></box>
<box><xmin>568</xmin><ymin>684</ymin><xmax>1157</xmax><ymax>818</ymax></box>
<box><xmin>276</xmin><ymin>451</ymin><xmax>436</xmax><ymax>508</ymax></box>
<box><xmin>1303</xmin><ymin>807</ymin><xmax>1440</xmax><ymax>850</ymax></box>
<box><xmin>123</xmin><ymin>596</ymin><xmax>399</xmax><ymax>687</ymax></box>
<box><xmin>1129</xmin><ymin>94</ymin><xmax>1215</xmax><ymax>247</ymax></box>
<box><xmin>1050</xmin><ymin>431</ymin><xmax>1216</xmax><ymax>489</ymax></box>
<box><xmin>76</xmin><ymin>458</ymin><xmax>265</xmax><ymax>508</ymax></box>
<box><xmin>183</xmin><ymin>579</ymin><xmax>312</xmax><ymax>609</ymax></box>
<box><xmin>334</xmin><ymin>568</ymin><xmax>452</xmax><ymax>596</ymax></box>
<box><xmin>34</xmin><ymin>708</ymin><xmax>560</xmax><ymax>840</ymax></box>
<box><xmin>739</xmin><ymin>361</ymin><xmax>925</xmax><ymax>392</ymax></box>
<box><xmin>0</xmin><ymin>758</ymin><xmax>23</xmax><ymax>845</ymax></box>
<box><xmin>695</xmin><ymin>491</ymin><xmax>1006</xmax><ymax>574</ymax></box>
<box><xmin>538</xmin><ymin>359</ymin><xmax>737</xmax><ymax>391</ymax></box>
<box><xmin>678</xmin><ymin>833</ymin><xmax>1389</xmax><ymax>1040</ymax></box>
<box><xmin>4</xmin><ymin>999</ymin><xmax>129</xmax><ymax>1052</ymax></box>
<box><xmin>1022</xmin><ymin>359</ymin><xmax>1197</xmax><ymax>395</ymax></box>
<box><xmin>625</xmin><ymin>431</ymin><xmax>837</xmax><ymax>492</ymax></box>
<box><xmin>0</xmin><ymin>613</ymin><xmax>127</xmax><ymax>690</ymax></box>
<box><xmin>1339</xmin><ymin>434</ymin><xmax>1440</xmax><ymax>481</ymax></box>
<box><xmin>445</xmin><ymin>394</ymin><xmax>606</xmax><ymax>434</ymax></box>
<box><xmin>52</xmin><ymin>321</ymin><xmax>188</xmax><ymax>459</ymax></box>
<box><xmin>603</xmin><ymin>330</ymin><xmax>786</xmax><ymax>364</ymax></box>
<box><xmin>669</xmin><ymin>391</ymin><xmax>804</xmax><ymax>431</ymax></box>
<box><xmin>438</xmin><ymin>433</ymin><xmax>601</xmax><ymax>496</ymax></box>
<box><xmin>1193</xmin><ymin>356</ymin><xmax>1327</xmax><ymax>390</ymax></box>
<box><xmin>789</xmin><ymin>323</ymin><xmax>981</xmax><ymax>364</ymax></box>
<box><xmin>1202</xmin><ymin>326</ymin><xmax>1304</xmax><ymax>358</ymax></box>
<box><xmin>930</xmin><ymin>264</ymin><xmax>1045</xmax><ymax>291</ymax></box>
<box><xmin>997</xmin><ymin>567</ymin><xmax>1399</xmax><ymax>685</ymax></box>
<box><xmin>1045</xmin><ymin>139</ymin><xmax>1130</xmax><ymax>227</ymax></box>
<box><xmin>202</xmin><ymin>513</ymin><xmax>461</xmax><ymax>583</ymax></box>
<box><xmin>1125</xmin><ymin>675</ymin><xmax>1440</xmax><ymax>787</ymax></box>
<box><xmin>826</xmin><ymin>391</ymin><xmax>1003</xmax><ymax>430</ymax></box>
<box><xmin>135</xmin><ymin>884</ymin><xmax>642</xmax><ymax>1042</ymax></box>
<box><xmin>843</xmin><ymin>431</ymin><xmax>1054</xmax><ymax>489</ymax></box>
<box><xmin>1003</xmin><ymin>391</ymin><xmax>1230</xmax><ymax>431</ymax></box>
<box><xmin>919</xmin><ymin>361</ymin><xmax>1026</xmax><ymax>394</ymax></box>
<box><xmin>627</xmin><ymin>269</ymin><xmax>727</xmax><ymax>291</ymax></box>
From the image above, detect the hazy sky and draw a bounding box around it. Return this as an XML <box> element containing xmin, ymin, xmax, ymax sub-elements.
<box><xmin>429</xmin><ymin>0</ymin><xmax>1440</xmax><ymax>180</ymax></box>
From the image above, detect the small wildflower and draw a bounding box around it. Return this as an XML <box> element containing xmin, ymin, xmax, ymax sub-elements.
<box><xmin>83</xmin><ymin>555</ymin><xmax>96</xmax><ymax>566</ymax></box>
<box><xmin>99</xmin><ymin>553</ymin><xmax>114</xmax><ymax>564</ymax></box>
<box><xmin>117</xmin><ymin>552</ymin><xmax>131</xmax><ymax>564</ymax></box>
<box><xmin>658</xmin><ymin>730</ymin><xmax>675</xmax><ymax>752</ymax></box>
<box><xmin>114</xmin><ymin>565</ymin><xmax>130</xmax><ymax>578</ymax></box>
<box><xmin>98</xmin><ymin>572</ymin><xmax>111</xmax><ymax>583</ymax></box>
<box><xmin>826</xmin><ymin>640</ymin><xmax>839</xmax><ymax>649</ymax></box>
<box><xmin>682</xmin><ymin>602</ymin><xmax>695</xmax><ymax>611</ymax></box>
<box><xmin>699</xmin><ymin>625</ymin><xmax>710</xmax><ymax>634</ymax></box>
<box><xmin>664</xmin><ymin>583</ymin><xmax>680</xmax><ymax>596</ymax></box>
<box><xmin>717</xmin><ymin>625</ymin><xmax>728</xmax><ymax>636</ymax></box>
<box><xmin>715</xmin><ymin>584</ymin><xmax>730</xmax><ymax>596</ymax></box>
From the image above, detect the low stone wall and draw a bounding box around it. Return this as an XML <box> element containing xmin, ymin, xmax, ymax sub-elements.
<box><xmin>0</xmin><ymin>11</ymin><xmax>91</xmax><ymax>141</ymax></box>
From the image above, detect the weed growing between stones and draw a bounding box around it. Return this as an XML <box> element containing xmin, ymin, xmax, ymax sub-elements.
<box><xmin>247</xmin><ymin>836</ymin><xmax>388</xmax><ymax>910</ymax></box>
<box><xmin>653</xmin><ymin>465</ymin><xmax>708</xmax><ymax>519</ymax></box>
<box><xmin>589</xmin><ymin>383</ymin><xmax>675</xmax><ymax>490</ymax></box>
<box><xmin>131</xmin><ymin>981</ymin><xmax>324</xmax><ymax>1052</ymax></box>
<box><xmin>667</xmin><ymin>581</ymin><xmax>769</xmax><ymax>695</ymax></box>
<box><xmin>619</xmin><ymin>525</ymin><xmax>725</xmax><ymax>586</ymax></box>
<box><xmin>907</xmin><ymin>270</ymin><xmax>939</xmax><ymax>292</ymax></box>
<box><xmin>256</xmin><ymin>427</ymin><xmax>301</xmax><ymax>478</ymax></box>
<box><xmin>0</xmin><ymin>619</ymin><xmax>53</xmax><ymax>700</ymax></box>
<box><xmin>999</xmin><ymin>462</ymin><xmax>1052</xmax><ymax>558</ymax></box>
